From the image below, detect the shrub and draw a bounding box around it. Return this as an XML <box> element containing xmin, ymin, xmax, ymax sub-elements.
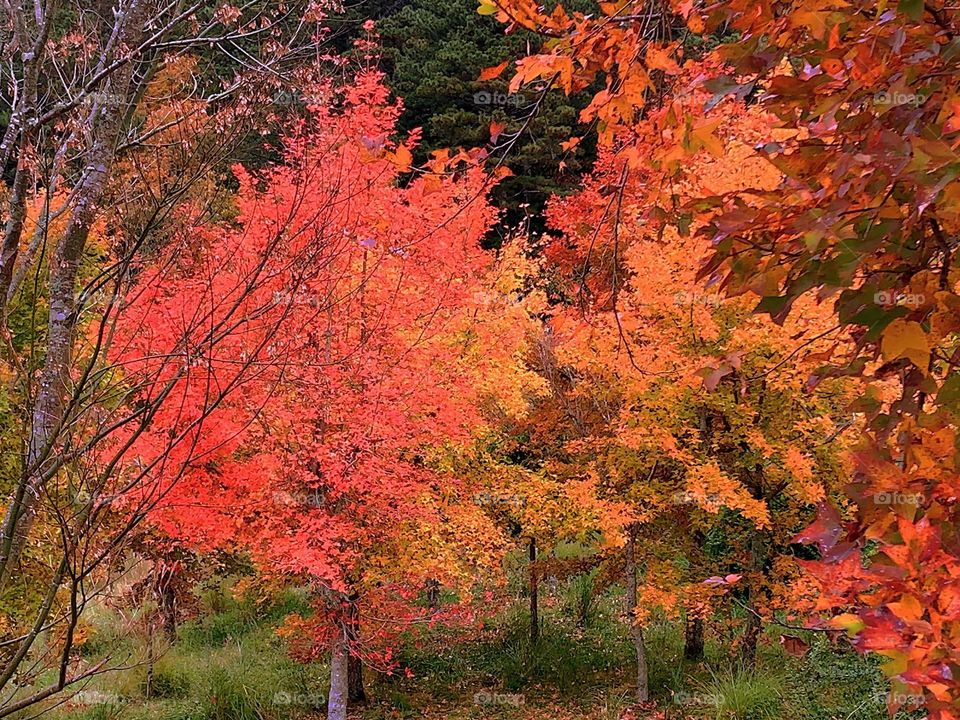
<box><xmin>695</xmin><ymin>667</ymin><xmax>786</xmax><ymax>720</ymax></box>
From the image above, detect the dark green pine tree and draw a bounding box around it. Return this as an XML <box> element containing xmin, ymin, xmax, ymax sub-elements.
<box><xmin>371</xmin><ymin>0</ymin><xmax>597</xmax><ymax>244</ymax></box>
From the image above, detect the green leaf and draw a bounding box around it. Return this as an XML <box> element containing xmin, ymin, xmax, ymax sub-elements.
<box><xmin>754</xmin><ymin>295</ymin><xmax>790</xmax><ymax>317</ymax></box>
<box><xmin>938</xmin><ymin>374</ymin><xmax>960</xmax><ymax>412</ymax></box>
<box><xmin>898</xmin><ymin>0</ymin><xmax>923</xmax><ymax>21</ymax></box>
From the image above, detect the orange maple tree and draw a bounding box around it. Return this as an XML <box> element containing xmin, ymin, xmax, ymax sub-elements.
<box><xmin>507</xmin><ymin>92</ymin><xmax>855</xmax><ymax>698</ymax></box>
<box><xmin>484</xmin><ymin>0</ymin><xmax>960</xmax><ymax>714</ymax></box>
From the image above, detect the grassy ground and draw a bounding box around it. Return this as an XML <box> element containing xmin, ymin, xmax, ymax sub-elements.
<box><xmin>30</xmin><ymin>579</ymin><xmax>917</xmax><ymax>720</ymax></box>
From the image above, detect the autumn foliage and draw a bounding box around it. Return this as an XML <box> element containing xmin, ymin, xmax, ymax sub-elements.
<box><xmin>484</xmin><ymin>0</ymin><xmax>960</xmax><ymax>715</ymax></box>
<box><xmin>4</xmin><ymin>0</ymin><xmax>960</xmax><ymax>717</ymax></box>
<box><xmin>108</xmin><ymin>71</ymin><xmax>539</xmax><ymax>659</ymax></box>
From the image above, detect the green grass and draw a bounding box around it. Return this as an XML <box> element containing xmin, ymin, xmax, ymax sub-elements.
<box><xmin>25</xmin><ymin>574</ymin><xmax>918</xmax><ymax>720</ymax></box>
<box><xmin>177</xmin><ymin>583</ymin><xmax>312</xmax><ymax>650</ymax></box>
<box><xmin>37</xmin><ymin>580</ymin><xmax>324</xmax><ymax>720</ymax></box>
<box><xmin>564</xmin><ymin>568</ymin><xmax>601</xmax><ymax>628</ymax></box>
<box><xmin>694</xmin><ymin>666</ymin><xmax>787</xmax><ymax>720</ymax></box>
<box><xmin>392</xmin><ymin>584</ymin><xmax>633</xmax><ymax>697</ymax></box>
<box><xmin>53</xmin><ymin>630</ymin><xmax>328</xmax><ymax>720</ymax></box>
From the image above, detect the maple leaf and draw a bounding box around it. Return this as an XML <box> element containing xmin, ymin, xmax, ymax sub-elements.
<box><xmin>478</xmin><ymin>60</ymin><xmax>510</xmax><ymax>81</ymax></box>
<box><xmin>881</xmin><ymin>319</ymin><xmax>930</xmax><ymax>371</ymax></box>
<box><xmin>391</xmin><ymin>144</ymin><xmax>414</xmax><ymax>171</ymax></box>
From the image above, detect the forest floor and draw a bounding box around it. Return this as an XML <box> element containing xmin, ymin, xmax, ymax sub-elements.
<box><xmin>42</xmin><ymin>578</ymin><xmax>908</xmax><ymax>720</ymax></box>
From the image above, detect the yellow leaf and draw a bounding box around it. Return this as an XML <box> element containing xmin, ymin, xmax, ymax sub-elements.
<box><xmin>877</xmin><ymin>649</ymin><xmax>909</xmax><ymax>677</ymax></box>
<box><xmin>881</xmin><ymin>318</ymin><xmax>930</xmax><ymax>371</ymax></box>
<box><xmin>692</xmin><ymin>120</ymin><xmax>724</xmax><ymax>157</ymax></box>
<box><xmin>827</xmin><ymin>612</ymin><xmax>865</xmax><ymax>635</ymax></box>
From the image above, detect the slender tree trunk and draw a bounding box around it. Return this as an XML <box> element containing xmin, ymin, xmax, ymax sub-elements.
<box><xmin>0</xmin><ymin>130</ymin><xmax>115</xmax><ymax>585</ymax></box>
<box><xmin>346</xmin><ymin>594</ymin><xmax>365</xmax><ymax>704</ymax></box>
<box><xmin>740</xmin><ymin>532</ymin><xmax>766</xmax><ymax>667</ymax></box>
<box><xmin>741</xmin><ymin>599</ymin><xmax>761</xmax><ymax>667</ymax></box>
<box><xmin>577</xmin><ymin>593</ymin><xmax>588</xmax><ymax>629</ymax></box>
<box><xmin>0</xmin><ymin>3</ymin><xmax>50</xmax><ymax>307</ymax></box>
<box><xmin>327</xmin><ymin>623</ymin><xmax>349</xmax><ymax>720</ymax></box>
<box><xmin>145</xmin><ymin>619</ymin><xmax>155</xmax><ymax>700</ymax></box>
<box><xmin>160</xmin><ymin>589</ymin><xmax>177</xmax><ymax>641</ymax></box>
<box><xmin>156</xmin><ymin>565</ymin><xmax>178</xmax><ymax>641</ymax></box>
<box><xmin>624</xmin><ymin>527</ymin><xmax>649</xmax><ymax>703</ymax></box>
<box><xmin>0</xmin><ymin>151</ymin><xmax>32</xmax><ymax>303</ymax></box>
<box><xmin>0</xmin><ymin>0</ymin><xmax>150</xmax><ymax>587</ymax></box>
<box><xmin>740</xmin><ymin>532</ymin><xmax>771</xmax><ymax>668</ymax></box>
<box><xmin>528</xmin><ymin>537</ymin><xmax>539</xmax><ymax>645</ymax></box>
<box><xmin>684</xmin><ymin>616</ymin><xmax>704</xmax><ymax>661</ymax></box>
<box><xmin>347</xmin><ymin>653</ymin><xmax>364</xmax><ymax>705</ymax></box>
<box><xmin>426</xmin><ymin>578</ymin><xmax>440</xmax><ymax>613</ymax></box>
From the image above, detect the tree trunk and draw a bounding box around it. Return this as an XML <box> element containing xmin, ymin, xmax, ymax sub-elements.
<box><xmin>0</xmin><ymin>150</ymin><xmax>32</xmax><ymax>304</ymax></box>
<box><xmin>5</xmin><ymin>122</ymin><xmax>119</xmax><ymax>572</ymax></box>
<box><xmin>347</xmin><ymin>653</ymin><xmax>364</xmax><ymax>705</ymax></box>
<box><xmin>684</xmin><ymin>616</ymin><xmax>704</xmax><ymax>661</ymax></box>
<box><xmin>741</xmin><ymin>600</ymin><xmax>761</xmax><ymax>667</ymax></box>
<box><xmin>426</xmin><ymin>578</ymin><xmax>440</xmax><ymax>613</ymax></box>
<box><xmin>156</xmin><ymin>566</ymin><xmax>178</xmax><ymax>641</ymax></box>
<box><xmin>528</xmin><ymin>537</ymin><xmax>539</xmax><ymax>645</ymax></box>
<box><xmin>624</xmin><ymin>527</ymin><xmax>649</xmax><ymax>703</ymax></box>
<box><xmin>0</xmin><ymin>3</ymin><xmax>49</xmax><ymax>308</ymax></box>
<box><xmin>346</xmin><ymin>595</ymin><xmax>365</xmax><ymax>704</ymax></box>
<box><xmin>327</xmin><ymin>624</ymin><xmax>349</xmax><ymax>720</ymax></box>
<box><xmin>0</xmin><ymin>0</ymin><xmax>150</xmax><ymax>587</ymax></box>
<box><xmin>145</xmin><ymin>619</ymin><xmax>155</xmax><ymax>700</ymax></box>
<box><xmin>740</xmin><ymin>532</ymin><xmax>767</xmax><ymax>667</ymax></box>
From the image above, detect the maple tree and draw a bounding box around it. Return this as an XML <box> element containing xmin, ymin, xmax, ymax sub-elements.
<box><xmin>4</xmin><ymin>0</ymin><xmax>960</xmax><ymax>715</ymax></box>
<box><xmin>0</xmin><ymin>0</ymin><xmax>342</xmax><ymax>711</ymax></box>
<box><xmin>497</xmin><ymin>94</ymin><xmax>856</xmax><ymax>699</ymax></box>
<box><xmin>484</xmin><ymin>0</ymin><xmax>960</xmax><ymax>715</ymax></box>
<box><xmin>107</xmin><ymin>69</ymin><xmax>542</xmax><ymax>720</ymax></box>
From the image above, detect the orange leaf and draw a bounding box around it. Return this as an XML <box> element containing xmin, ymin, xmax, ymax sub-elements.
<box><xmin>646</xmin><ymin>43</ymin><xmax>682</xmax><ymax>75</ymax></box>
<box><xmin>479</xmin><ymin>60</ymin><xmax>510</xmax><ymax>81</ymax></box>
<box><xmin>391</xmin><ymin>144</ymin><xmax>414</xmax><ymax>171</ymax></box>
